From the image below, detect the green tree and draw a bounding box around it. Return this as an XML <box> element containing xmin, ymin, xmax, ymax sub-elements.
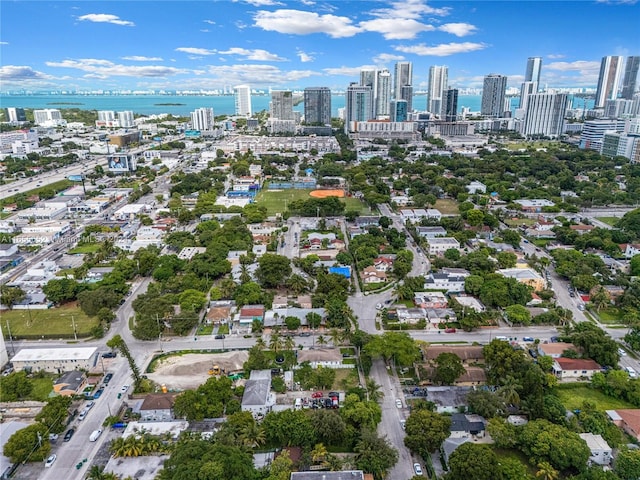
<box><xmin>0</xmin><ymin>371</ymin><xmax>34</xmax><ymax>401</ymax></box>
<box><xmin>0</xmin><ymin>285</ymin><xmax>26</xmax><ymax>309</ymax></box>
<box><xmin>630</xmin><ymin>255</ymin><xmax>640</xmax><ymax>276</ymax></box>
<box><xmin>256</xmin><ymin>254</ymin><xmax>292</xmax><ymax>288</ymax></box>
<box><xmin>107</xmin><ymin>335</ymin><xmax>142</xmax><ymax>390</ymax></box>
<box><xmin>35</xmin><ymin>396</ymin><xmax>72</xmax><ymax>433</ymax></box>
<box><xmin>284</xmin><ymin>316</ymin><xmax>301</xmax><ymax>331</ymax></box>
<box><xmin>311</xmin><ymin>410</ymin><xmax>346</xmax><ymax>446</ymax></box>
<box><xmin>404</xmin><ymin>409</ymin><xmax>451</xmax><ymax>454</ymax></box>
<box><xmin>43</xmin><ymin>278</ymin><xmax>80</xmax><ymax>304</ymax></box>
<box><xmin>446</xmin><ymin>443</ymin><xmax>503</xmax><ymax>480</ymax></box>
<box><xmin>614</xmin><ymin>448</ymin><xmax>640</xmax><ymax>480</ymax></box>
<box><xmin>364</xmin><ymin>332</ymin><xmax>420</xmax><ymax>366</ymax></box>
<box><xmin>3</xmin><ymin>423</ymin><xmax>50</xmax><ymax>463</ymax></box>
<box><xmin>536</xmin><ymin>461</ymin><xmax>559</xmax><ymax>480</ymax></box>
<box><xmin>433</xmin><ymin>352</ymin><xmax>466</xmax><ymax>385</ymax></box>
<box><xmin>505</xmin><ymin>304</ymin><xmax>532</xmax><ymax>326</ymax></box>
<box><xmin>354</xmin><ymin>429</ymin><xmax>398</xmax><ymax>480</ymax></box>
<box><xmin>179</xmin><ymin>289</ymin><xmax>207</xmax><ymax>313</ymax></box>
<box><xmin>340</xmin><ymin>393</ymin><xmax>382</xmax><ymax>430</ymax></box>
<box><xmin>467</xmin><ymin>389</ymin><xmax>506</xmax><ymax>419</ymax></box>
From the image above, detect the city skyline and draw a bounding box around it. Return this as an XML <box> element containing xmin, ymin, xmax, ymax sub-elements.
<box><xmin>0</xmin><ymin>1</ymin><xmax>638</xmax><ymax>93</ymax></box>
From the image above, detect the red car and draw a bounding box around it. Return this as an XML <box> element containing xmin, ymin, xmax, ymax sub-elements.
<box><xmin>311</xmin><ymin>391</ymin><xmax>324</xmax><ymax>398</ymax></box>
<box><xmin>445</xmin><ymin>328</ymin><xmax>457</xmax><ymax>333</ymax></box>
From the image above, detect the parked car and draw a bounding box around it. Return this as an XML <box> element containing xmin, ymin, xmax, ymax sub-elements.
<box><xmin>214</xmin><ymin>334</ymin><xmax>225</xmax><ymax>339</ymax></box>
<box><xmin>78</xmin><ymin>409</ymin><xmax>88</xmax><ymax>421</ymax></box>
<box><xmin>445</xmin><ymin>328</ymin><xmax>456</xmax><ymax>333</ymax></box>
<box><xmin>414</xmin><ymin>463</ymin><xmax>423</xmax><ymax>475</ymax></box>
<box><xmin>396</xmin><ymin>399</ymin><xmax>403</xmax><ymax>408</ymax></box>
<box><xmin>89</xmin><ymin>429</ymin><xmax>103</xmax><ymax>442</ymax></box>
<box><xmin>102</xmin><ymin>351</ymin><xmax>117</xmax><ymax>358</ymax></box>
<box><xmin>45</xmin><ymin>454</ymin><xmax>57</xmax><ymax>468</ymax></box>
<box><xmin>528</xmin><ymin>349</ymin><xmax>538</xmax><ymax>359</ymax></box>
<box><xmin>63</xmin><ymin>428</ymin><xmax>75</xmax><ymax>442</ymax></box>
<box><xmin>121</xmin><ymin>385</ymin><xmax>130</xmax><ymax>392</ymax></box>
<box><xmin>311</xmin><ymin>391</ymin><xmax>324</xmax><ymax>398</ymax></box>
<box><xmin>103</xmin><ymin>373</ymin><xmax>113</xmax><ymax>384</ymax></box>
<box><xmin>299</xmin><ymin>332</ymin><xmax>311</xmax><ymax>337</ymax></box>
<box><xmin>523</xmin><ymin>337</ymin><xmax>534</xmax><ymax>342</ymax></box>
<box><xmin>93</xmin><ymin>388</ymin><xmax>104</xmax><ymax>399</ymax></box>
<box><xmin>85</xmin><ymin>401</ymin><xmax>95</xmax><ymax>410</ymax></box>
<box><xmin>618</xmin><ymin>348</ymin><xmax>627</xmax><ymax>357</ymax></box>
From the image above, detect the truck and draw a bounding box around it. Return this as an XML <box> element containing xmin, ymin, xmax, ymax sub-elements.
<box><xmin>89</xmin><ymin>429</ymin><xmax>102</xmax><ymax>442</ymax></box>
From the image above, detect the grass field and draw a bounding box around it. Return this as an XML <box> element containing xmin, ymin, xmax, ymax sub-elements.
<box><xmin>596</xmin><ymin>217</ymin><xmax>620</xmax><ymax>227</ymax></box>
<box><xmin>333</xmin><ymin>368</ymin><xmax>360</xmax><ymax>391</ymax></box>
<box><xmin>68</xmin><ymin>243</ymin><xmax>102</xmax><ymax>254</ymax></box>
<box><xmin>597</xmin><ymin>308</ymin><xmax>625</xmax><ymax>325</ymax></box>
<box><xmin>555</xmin><ymin>386</ymin><xmax>635</xmax><ymax>411</ymax></box>
<box><xmin>1</xmin><ymin>304</ymin><xmax>99</xmax><ymax>338</ymax></box>
<box><xmin>503</xmin><ymin>217</ymin><xmax>537</xmax><ymax>227</ymax></box>
<box><xmin>504</xmin><ymin>140</ymin><xmax>557</xmax><ymax>151</ymax></box>
<box><xmin>255</xmin><ymin>188</ymin><xmax>371</xmax><ymax>215</ymax></box>
<box><xmin>0</xmin><ymin>375</ymin><xmax>53</xmax><ymax>402</ymax></box>
<box><xmin>434</xmin><ymin>199</ymin><xmax>459</xmax><ymax>215</ymax></box>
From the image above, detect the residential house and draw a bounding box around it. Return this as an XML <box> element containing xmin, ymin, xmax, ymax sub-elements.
<box><xmin>466</xmin><ymin>181</ymin><xmax>487</xmax><ymax>194</ymax></box>
<box><xmin>414</xmin><ymin>291</ymin><xmax>448</xmax><ymax>308</ymax></box>
<box><xmin>451</xmin><ymin>295</ymin><xmax>485</xmax><ymax>313</ymax></box>
<box><xmin>85</xmin><ymin>267</ymin><xmax>114</xmax><ymax>282</ymax></box>
<box><xmin>177</xmin><ymin>247</ymin><xmax>207</xmax><ymax>261</ymax></box>
<box><xmin>424</xmin><ymin>269</ymin><xmax>470</xmax><ymax>293</ymax></box>
<box><xmin>238</xmin><ymin>305</ymin><xmax>265</xmax><ymax>324</ymax></box>
<box><xmin>296</xmin><ymin>295</ymin><xmax>313</xmax><ymax>309</ymax></box>
<box><xmin>425</xmin><ymin>386</ymin><xmax>473</xmax><ymax>413</ymax></box>
<box><xmin>553</xmin><ymin>358</ymin><xmax>601</xmax><ymax>381</ymax></box>
<box><xmin>607</xmin><ymin>409</ymin><xmax>640</xmax><ymax>441</ymax></box>
<box><xmin>139</xmin><ymin>393</ymin><xmax>176</xmax><ymax>422</ymax></box>
<box><xmin>449</xmin><ymin>413</ymin><xmax>486</xmax><ymax>438</ymax></box>
<box><xmin>570</xmin><ymin>224</ymin><xmax>596</xmax><ymax>235</ymax></box>
<box><xmin>623</xmin><ymin>244</ymin><xmax>640</xmax><ymax>259</ymax></box>
<box><xmin>227</xmin><ymin>250</ymin><xmax>248</xmax><ymax>267</ymax></box>
<box><xmin>578</xmin><ymin>433</ymin><xmax>612</xmax><ymax>466</ymax></box>
<box><xmin>53</xmin><ymin>371</ymin><xmax>87</xmax><ymax>396</ymax></box>
<box><xmin>231</xmin><ymin>263</ymin><xmax>258</xmax><ymax>284</ymax></box>
<box><xmin>373</xmin><ymin>257</ymin><xmax>394</xmax><ymax>272</ymax></box>
<box><xmin>206</xmin><ymin>305</ymin><xmax>233</xmax><ymax>325</ymax></box>
<box><xmin>395</xmin><ymin>307</ymin><xmax>426</xmax><ymax>325</ymax></box>
<box><xmin>497</xmin><ymin>268</ymin><xmax>546</xmax><ymax>292</ymax></box>
<box><xmin>361</xmin><ymin>266</ymin><xmax>387</xmax><ymax>284</ymax></box>
<box><xmin>538</xmin><ymin>342</ymin><xmax>578</xmax><ymax>359</ymax></box>
<box><xmin>416</xmin><ymin>226</ymin><xmax>447</xmax><ymax>239</ymax></box>
<box><xmin>290</xmin><ymin>472</ymin><xmax>369</xmax><ymax>480</ymax></box>
<box><xmin>355</xmin><ymin>216</ymin><xmax>381</xmax><ymax>228</ymax></box>
<box><xmin>242</xmin><ymin>370</ymin><xmax>275</xmax><ymax>418</ymax></box>
<box><xmin>297</xmin><ymin>349</ymin><xmax>346</xmax><ymax>369</ymax></box>
<box><xmin>426</xmin><ymin>238</ymin><xmax>460</xmax><ymax>255</ymax></box>
<box><xmin>535</xmin><ymin>217</ymin><xmax>557</xmax><ymax>231</ymax></box>
<box><xmin>425</xmin><ymin>308</ymin><xmax>457</xmax><ymax>325</ymax></box>
<box><xmin>263</xmin><ymin>307</ymin><xmax>326</xmax><ymax>330</ymax></box>
<box><xmin>442</xmin><ymin>437</ymin><xmax>472</xmax><ymax>467</ymax></box>
<box><xmin>423</xmin><ymin>345</ymin><xmax>484</xmax><ymax>364</ymax></box>
<box><xmin>272</xmin><ymin>296</ymin><xmax>289</xmax><ymax>309</ymax></box>
<box><xmin>515</xmin><ymin>199</ymin><xmax>555</xmax><ymax>213</ymax></box>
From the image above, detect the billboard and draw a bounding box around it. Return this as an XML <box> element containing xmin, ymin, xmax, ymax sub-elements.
<box><xmin>107</xmin><ymin>154</ymin><xmax>136</xmax><ymax>173</ymax></box>
<box><xmin>67</xmin><ymin>175</ymin><xmax>84</xmax><ymax>182</ymax></box>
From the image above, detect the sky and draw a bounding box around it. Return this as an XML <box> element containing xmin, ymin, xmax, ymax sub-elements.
<box><xmin>0</xmin><ymin>0</ymin><xmax>639</xmax><ymax>93</ymax></box>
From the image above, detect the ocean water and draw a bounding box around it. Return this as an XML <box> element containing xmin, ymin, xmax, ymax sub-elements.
<box><xmin>0</xmin><ymin>93</ymin><xmax>592</xmax><ymax>117</ymax></box>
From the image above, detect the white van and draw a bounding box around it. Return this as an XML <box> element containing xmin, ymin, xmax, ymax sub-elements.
<box><xmin>625</xmin><ymin>367</ymin><xmax>637</xmax><ymax>378</ymax></box>
<box><xmin>294</xmin><ymin>398</ymin><xmax>302</xmax><ymax>410</ymax></box>
<box><xmin>495</xmin><ymin>336</ymin><xmax>508</xmax><ymax>341</ymax></box>
<box><xmin>89</xmin><ymin>429</ymin><xmax>103</xmax><ymax>442</ymax></box>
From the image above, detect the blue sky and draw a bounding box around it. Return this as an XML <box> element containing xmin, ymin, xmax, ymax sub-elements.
<box><xmin>0</xmin><ymin>0</ymin><xmax>638</xmax><ymax>92</ymax></box>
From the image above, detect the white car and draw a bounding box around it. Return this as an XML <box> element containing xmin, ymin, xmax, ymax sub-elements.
<box><xmin>396</xmin><ymin>399</ymin><xmax>402</xmax><ymax>409</ymax></box>
<box><xmin>413</xmin><ymin>463</ymin><xmax>423</xmax><ymax>475</ymax></box>
<box><xmin>121</xmin><ymin>385</ymin><xmax>130</xmax><ymax>392</ymax></box>
<box><xmin>376</xmin><ymin>303</ymin><xmax>383</xmax><ymax>310</ymax></box>
<box><xmin>400</xmin><ymin>420</ymin><xmax>406</xmax><ymax>430</ymax></box>
<box><xmin>85</xmin><ymin>401</ymin><xmax>95</xmax><ymax>410</ymax></box>
<box><xmin>45</xmin><ymin>454</ymin><xmax>57</xmax><ymax>468</ymax></box>
<box><xmin>619</xmin><ymin>348</ymin><xmax>628</xmax><ymax>357</ymax></box>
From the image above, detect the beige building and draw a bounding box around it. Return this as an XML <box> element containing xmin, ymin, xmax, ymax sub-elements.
<box><xmin>11</xmin><ymin>347</ymin><xmax>97</xmax><ymax>373</ymax></box>
<box><xmin>497</xmin><ymin>268</ymin><xmax>546</xmax><ymax>291</ymax></box>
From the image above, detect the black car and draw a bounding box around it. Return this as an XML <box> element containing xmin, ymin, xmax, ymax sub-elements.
<box><xmin>102</xmin><ymin>352</ymin><xmax>117</xmax><ymax>358</ymax></box>
<box><xmin>104</xmin><ymin>373</ymin><xmax>113</xmax><ymax>384</ymax></box>
<box><xmin>63</xmin><ymin>428</ymin><xmax>75</xmax><ymax>442</ymax></box>
<box><xmin>214</xmin><ymin>334</ymin><xmax>225</xmax><ymax>339</ymax></box>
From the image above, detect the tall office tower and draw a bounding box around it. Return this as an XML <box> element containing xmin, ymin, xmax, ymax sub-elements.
<box><xmin>519</xmin><ymin>81</ymin><xmax>538</xmax><ymax>110</ymax></box>
<box><xmin>303</xmin><ymin>87</ymin><xmax>332</xmax><ymax>125</ymax></box>
<box><xmin>375</xmin><ymin>69</ymin><xmax>392</xmax><ymax>117</ymax></box>
<box><xmin>427</xmin><ymin>65</ymin><xmax>448</xmax><ymax>115</ymax></box>
<box><xmin>344</xmin><ymin>82</ymin><xmax>373</xmax><ymax>133</ymax></box>
<box><xmin>5</xmin><ymin>107</ymin><xmax>26</xmax><ymax>122</ymax></box>
<box><xmin>270</xmin><ymin>90</ymin><xmax>294</xmax><ymax>120</ymax></box>
<box><xmin>521</xmin><ymin>92</ymin><xmax>568</xmax><ymax>138</ymax></box>
<box><xmin>360</xmin><ymin>69</ymin><xmax>376</xmax><ymax>89</ymax></box>
<box><xmin>621</xmin><ymin>56</ymin><xmax>640</xmax><ymax>100</ymax></box>
<box><xmin>401</xmin><ymin>85</ymin><xmax>414</xmax><ymax>112</ymax></box>
<box><xmin>117</xmin><ymin>111</ymin><xmax>135</xmax><ymax>128</ymax></box>
<box><xmin>190</xmin><ymin>107</ymin><xmax>214</xmax><ymax>131</ymax></box>
<box><xmin>394</xmin><ymin>61</ymin><xmax>413</xmax><ymax>100</ymax></box>
<box><xmin>604</xmin><ymin>99</ymin><xmax>634</xmax><ymax>118</ymax></box>
<box><xmin>481</xmin><ymin>74</ymin><xmax>507</xmax><ymax>117</ymax></box>
<box><xmin>442</xmin><ymin>88</ymin><xmax>459</xmax><ymax>122</ymax></box>
<box><xmin>33</xmin><ymin>109</ymin><xmax>62</xmax><ymax>125</ymax></box>
<box><xmin>234</xmin><ymin>85</ymin><xmax>252</xmax><ymax>116</ymax></box>
<box><xmin>525</xmin><ymin>57</ymin><xmax>542</xmax><ymax>85</ymax></box>
<box><xmin>98</xmin><ymin>111</ymin><xmax>116</xmax><ymax>123</ymax></box>
<box><xmin>595</xmin><ymin>56</ymin><xmax>624</xmax><ymax>108</ymax></box>
<box><xmin>390</xmin><ymin>99</ymin><xmax>408</xmax><ymax>122</ymax></box>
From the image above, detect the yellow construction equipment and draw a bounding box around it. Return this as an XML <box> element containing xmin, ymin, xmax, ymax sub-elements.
<box><xmin>208</xmin><ymin>365</ymin><xmax>221</xmax><ymax>376</ymax></box>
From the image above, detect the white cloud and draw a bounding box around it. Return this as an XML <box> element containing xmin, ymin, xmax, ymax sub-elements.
<box><xmin>359</xmin><ymin>18</ymin><xmax>434</xmax><ymax>40</ymax></box>
<box><xmin>45</xmin><ymin>58</ymin><xmax>186</xmax><ymax>78</ymax></box>
<box><xmin>239</xmin><ymin>0</ymin><xmax>285</xmax><ymax>5</ymax></box>
<box><xmin>175</xmin><ymin>47</ymin><xmax>216</xmax><ymax>56</ymax></box>
<box><xmin>394</xmin><ymin>42</ymin><xmax>487</xmax><ymax>56</ymax></box>
<box><xmin>0</xmin><ymin>41</ymin><xmax>8</xmax><ymax>45</ymax></box>
<box><xmin>205</xmin><ymin>63</ymin><xmax>316</xmax><ymax>86</ymax></box>
<box><xmin>300</xmin><ymin>0</ymin><xmax>315</xmax><ymax>4</ymax></box>
<box><xmin>254</xmin><ymin>9</ymin><xmax>361</xmax><ymax>38</ymax></box>
<box><xmin>0</xmin><ymin>65</ymin><xmax>52</xmax><ymax>80</ymax></box>
<box><xmin>545</xmin><ymin>60</ymin><xmax>600</xmax><ymax>72</ymax></box>
<box><xmin>372</xmin><ymin>53</ymin><xmax>405</xmax><ymax>64</ymax></box>
<box><xmin>438</xmin><ymin>23</ymin><xmax>477</xmax><ymax>37</ymax></box>
<box><xmin>77</xmin><ymin>13</ymin><xmax>134</xmax><ymax>27</ymax></box>
<box><xmin>369</xmin><ymin>0</ymin><xmax>450</xmax><ymax>19</ymax></box>
<box><xmin>121</xmin><ymin>56</ymin><xmax>163</xmax><ymax>62</ymax></box>
<box><xmin>217</xmin><ymin>47</ymin><xmax>287</xmax><ymax>61</ymax></box>
<box><xmin>203</xmin><ymin>20</ymin><xmax>216</xmax><ymax>25</ymax></box>
<box><xmin>547</xmin><ymin>54</ymin><xmax>565</xmax><ymax>59</ymax></box>
<box><xmin>323</xmin><ymin>65</ymin><xmax>376</xmax><ymax>77</ymax></box>
<box><xmin>297</xmin><ymin>50</ymin><xmax>314</xmax><ymax>62</ymax></box>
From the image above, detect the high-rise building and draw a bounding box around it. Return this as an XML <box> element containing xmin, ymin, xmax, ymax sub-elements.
<box><xmin>481</xmin><ymin>74</ymin><xmax>507</xmax><ymax>117</ymax></box>
<box><xmin>521</xmin><ymin>93</ymin><xmax>568</xmax><ymax>138</ymax></box>
<box><xmin>442</xmin><ymin>88</ymin><xmax>458</xmax><ymax>122</ymax></box>
<box><xmin>117</xmin><ymin>111</ymin><xmax>135</xmax><ymax>128</ymax></box>
<box><xmin>33</xmin><ymin>109</ymin><xmax>63</xmax><ymax>126</ymax></box>
<box><xmin>304</xmin><ymin>87</ymin><xmax>332</xmax><ymax>125</ymax></box>
<box><xmin>375</xmin><ymin>69</ymin><xmax>392</xmax><ymax>118</ymax></box>
<box><xmin>390</xmin><ymin>99</ymin><xmax>408</xmax><ymax>122</ymax></box>
<box><xmin>595</xmin><ymin>56</ymin><xmax>624</xmax><ymax>108</ymax></box>
<box><xmin>5</xmin><ymin>107</ymin><xmax>26</xmax><ymax>122</ymax></box>
<box><xmin>270</xmin><ymin>91</ymin><xmax>294</xmax><ymax>121</ymax></box>
<box><xmin>360</xmin><ymin>69</ymin><xmax>376</xmax><ymax>90</ymax></box>
<box><xmin>345</xmin><ymin>82</ymin><xmax>373</xmax><ymax>133</ymax></box>
<box><xmin>190</xmin><ymin>107</ymin><xmax>214</xmax><ymax>131</ymax></box>
<box><xmin>98</xmin><ymin>111</ymin><xmax>116</xmax><ymax>123</ymax></box>
<box><xmin>525</xmin><ymin>57</ymin><xmax>542</xmax><ymax>85</ymax></box>
<box><xmin>604</xmin><ymin>99</ymin><xmax>635</xmax><ymax>118</ymax></box>
<box><xmin>234</xmin><ymin>85</ymin><xmax>252</xmax><ymax>116</ymax></box>
<box><xmin>394</xmin><ymin>61</ymin><xmax>413</xmax><ymax>101</ymax></box>
<box><xmin>401</xmin><ymin>85</ymin><xmax>414</xmax><ymax>112</ymax></box>
<box><xmin>621</xmin><ymin>56</ymin><xmax>640</xmax><ymax>100</ymax></box>
<box><xmin>519</xmin><ymin>81</ymin><xmax>538</xmax><ymax>111</ymax></box>
<box><xmin>427</xmin><ymin>66</ymin><xmax>448</xmax><ymax>115</ymax></box>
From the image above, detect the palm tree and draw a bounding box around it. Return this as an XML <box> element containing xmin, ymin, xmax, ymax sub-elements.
<box><xmin>311</xmin><ymin>443</ymin><xmax>328</xmax><ymax>463</ymax></box>
<box><xmin>287</xmin><ymin>274</ymin><xmax>308</xmax><ymax>294</ymax></box>
<box><xmin>324</xmin><ymin>453</ymin><xmax>343</xmax><ymax>471</ymax></box>
<box><xmin>284</xmin><ymin>336</ymin><xmax>296</xmax><ymax>351</ymax></box>
<box><xmin>366</xmin><ymin>379</ymin><xmax>384</xmax><ymax>402</ymax></box>
<box><xmin>87</xmin><ymin>465</ymin><xmax>106</xmax><ymax>480</ymax></box>
<box><xmin>239</xmin><ymin>264</ymin><xmax>251</xmax><ymax>284</ymax></box>
<box><xmin>329</xmin><ymin>328</ymin><xmax>342</xmax><ymax>348</ymax></box>
<box><xmin>110</xmin><ymin>437</ymin><xmax>128</xmax><ymax>457</ymax></box>
<box><xmin>255</xmin><ymin>337</ymin><xmax>266</xmax><ymax>349</ymax></box>
<box><xmin>239</xmin><ymin>423</ymin><xmax>265</xmax><ymax>449</ymax></box>
<box><xmin>536</xmin><ymin>461</ymin><xmax>559</xmax><ymax>480</ymax></box>
<box><xmin>316</xmin><ymin>335</ymin><xmax>327</xmax><ymax>347</ymax></box>
<box><xmin>498</xmin><ymin>375</ymin><xmax>522</xmax><ymax>407</ymax></box>
<box><xmin>269</xmin><ymin>333</ymin><xmax>283</xmax><ymax>353</ymax></box>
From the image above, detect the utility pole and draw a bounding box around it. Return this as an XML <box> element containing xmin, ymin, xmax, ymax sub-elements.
<box><xmin>156</xmin><ymin>314</ymin><xmax>163</xmax><ymax>352</ymax></box>
<box><xmin>5</xmin><ymin>319</ymin><xmax>16</xmax><ymax>356</ymax></box>
<box><xmin>71</xmin><ymin>315</ymin><xmax>77</xmax><ymax>341</ymax></box>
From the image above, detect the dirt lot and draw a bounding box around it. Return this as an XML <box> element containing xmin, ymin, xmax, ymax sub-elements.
<box><xmin>147</xmin><ymin>351</ymin><xmax>249</xmax><ymax>391</ymax></box>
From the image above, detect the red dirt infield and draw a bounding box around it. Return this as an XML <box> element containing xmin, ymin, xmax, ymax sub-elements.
<box><xmin>309</xmin><ymin>189</ymin><xmax>345</xmax><ymax>198</ymax></box>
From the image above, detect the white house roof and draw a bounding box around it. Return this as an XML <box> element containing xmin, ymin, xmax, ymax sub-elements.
<box><xmin>242</xmin><ymin>378</ymin><xmax>271</xmax><ymax>406</ymax></box>
<box><xmin>11</xmin><ymin>347</ymin><xmax>97</xmax><ymax>362</ymax></box>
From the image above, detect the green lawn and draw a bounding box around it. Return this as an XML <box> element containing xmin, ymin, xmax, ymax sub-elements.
<box><xmin>555</xmin><ymin>386</ymin><xmax>635</xmax><ymax>411</ymax></box>
<box><xmin>2</xmin><ymin>304</ymin><xmax>99</xmax><ymax>338</ymax></box>
<box><xmin>68</xmin><ymin>242</ymin><xmax>102</xmax><ymax>254</ymax></box>
<box><xmin>31</xmin><ymin>376</ymin><xmax>54</xmax><ymax>400</ymax></box>
<box><xmin>333</xmin><ymin>368</ymin><xmax>360</xmax><ymax>391</ymax></box>
<box><xmin>596</xmin><ymin>217</ymin><xmax>619</xmax><ymax>227</ymax></box>
<box><xmin>597</xmin><ymin>308</ymin><xmax>625</xmax><ymax>325</ymax></box>
<box><xmin>503</xmin><ymin>217</ymin><xmax>537</xmax><ymax>227</ymax></box>
<box><xmin>255</xmin><ymin>188</ymin><xmax>371</xmax><ymax>215</ymax></box>
<box><xmin>434</xmin><ymin>199</ymin><xmax>459</xmax><ymax>215</ymax></box>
